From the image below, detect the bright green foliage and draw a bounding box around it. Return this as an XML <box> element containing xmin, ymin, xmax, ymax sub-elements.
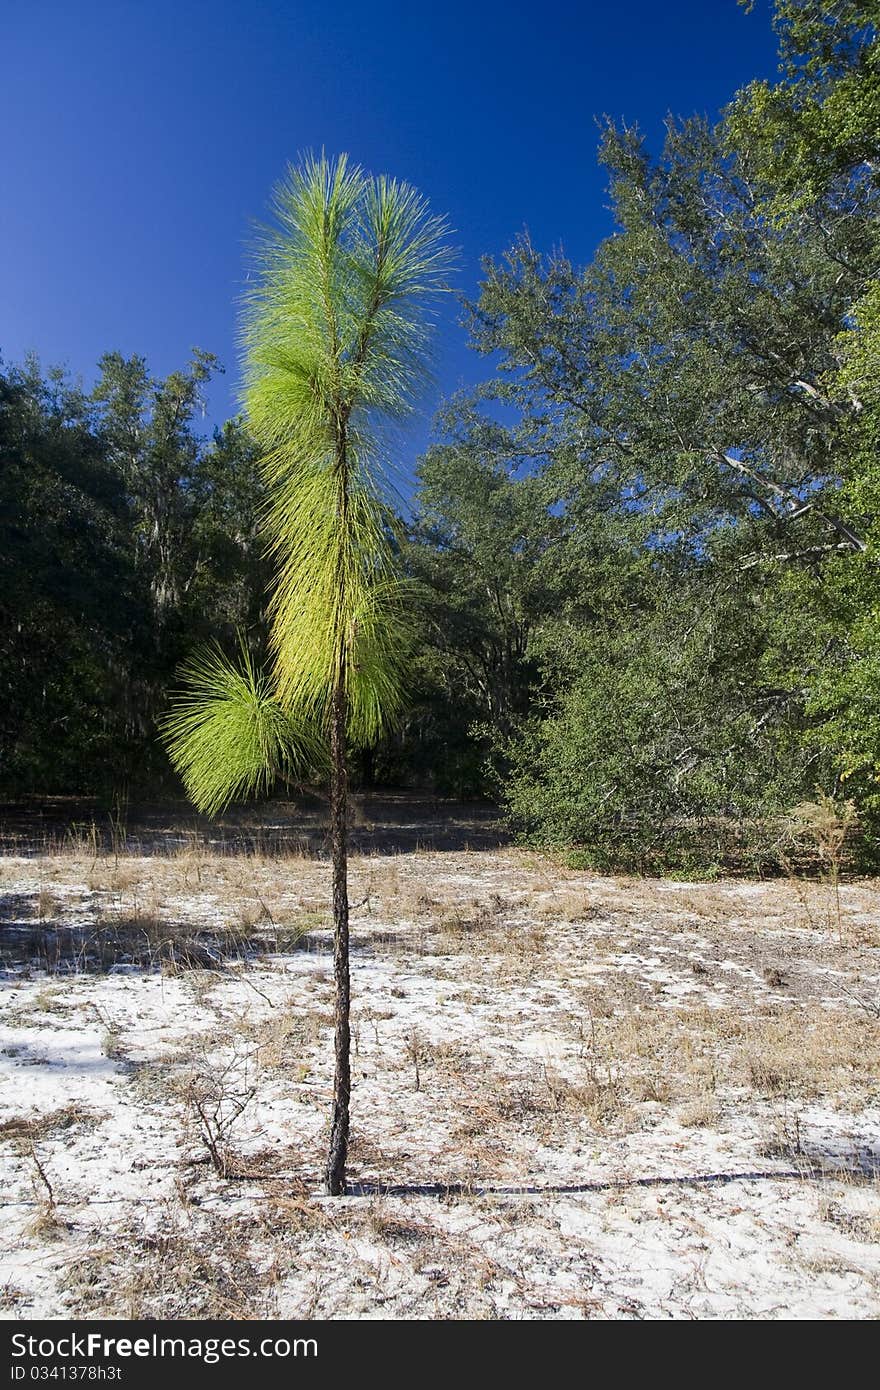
<box><xmin>164</xmin><ymin>156</ymin><xmax>451</xmax><ymax>812</ymax></box>
<box><xmin>161</xmin><ymin>642</ymin><xmax>323</xmax><ymax>816</ymax></box>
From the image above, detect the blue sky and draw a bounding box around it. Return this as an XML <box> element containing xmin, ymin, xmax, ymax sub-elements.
<box><xmin>2</xmin><ymin>0</ymin><xmax>780</xmax><ymax>461</ymax></box>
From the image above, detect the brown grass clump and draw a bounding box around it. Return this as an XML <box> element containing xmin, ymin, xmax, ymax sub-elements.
<box><xmin>0</xmin><ymin>1104</ymin><xmax>105</xmax><ymax>1149</ymax></box>
<box><xmin>740</xmin><ymin>1011</ymin><xmax>880</xmax><ymax>1101</ymax></box>
<box><xmin>60</xmin><ymin>1219</ymin><xmax>283</xmax><ymax>1319</ymax></box>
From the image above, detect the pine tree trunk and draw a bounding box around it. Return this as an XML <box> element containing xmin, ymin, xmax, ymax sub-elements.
<box><xmin>325</xmin><ymin>654</ymin><xmax>351</xmax><ymax>1194</ymax></box>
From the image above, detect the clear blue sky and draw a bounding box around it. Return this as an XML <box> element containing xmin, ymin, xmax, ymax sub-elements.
<box><xmin>2</xmin><ymin>0</ymin><xmax>780</xmax><ymax>460</ymax></box>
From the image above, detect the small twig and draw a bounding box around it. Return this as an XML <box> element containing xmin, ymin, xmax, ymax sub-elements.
<box><xmin>29</xmin><ymin>1143</ymin><xmax>56</xmax><ymax>1214</ymax></box>
<box><xmin>234</xmin><ymin>969</ymin><xmax>276</xmax><ymax>1009</ymax></box>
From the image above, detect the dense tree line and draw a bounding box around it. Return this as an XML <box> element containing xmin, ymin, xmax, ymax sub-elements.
<box><xmin>2</xmin><ymin>0</ymin><xmax>878</xmax><ymax>869</ymax></box>
<box><xmin>0</xmin><ymin>352</ymin><xmax>268</xmax><ymax>791</ymax></box>
<box><xmin>395</xmin><ymin>0</ymin><xmax>880</xmax><ymax>867</ymax></box>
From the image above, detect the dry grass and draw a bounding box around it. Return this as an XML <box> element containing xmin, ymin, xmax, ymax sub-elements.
<box><xmin>0</xmin><ymin>1104</ymin><xmax>105</xmax><ymax>1149</ymax></box>
<box><xmin>2</xmin><ymin>844</ymin><xmax>880</xmax><ymax>1318</ymax></box>
<box><xmin>59</xmin><ymin>1218</ymin><xmax>284</xmax><ymax>1319</ymax></box>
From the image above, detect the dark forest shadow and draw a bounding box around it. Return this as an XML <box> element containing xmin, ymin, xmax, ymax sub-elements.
<box><xmin>0</xmin><ymin>792</ymin><xmax>510</xmax><ymax>858</ymax></box>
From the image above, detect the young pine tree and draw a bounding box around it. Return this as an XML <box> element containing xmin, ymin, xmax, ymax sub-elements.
<box><xmin>163</xmin><ymin>155</ymin><xmax>451</xmax><ymax>1194</ymax></box>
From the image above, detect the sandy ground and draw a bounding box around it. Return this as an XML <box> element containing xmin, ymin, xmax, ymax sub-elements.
<box><xmin>1</xmin><ymin>845</ymin><xmax>879</xmax><ymax>1320</ymax></box>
